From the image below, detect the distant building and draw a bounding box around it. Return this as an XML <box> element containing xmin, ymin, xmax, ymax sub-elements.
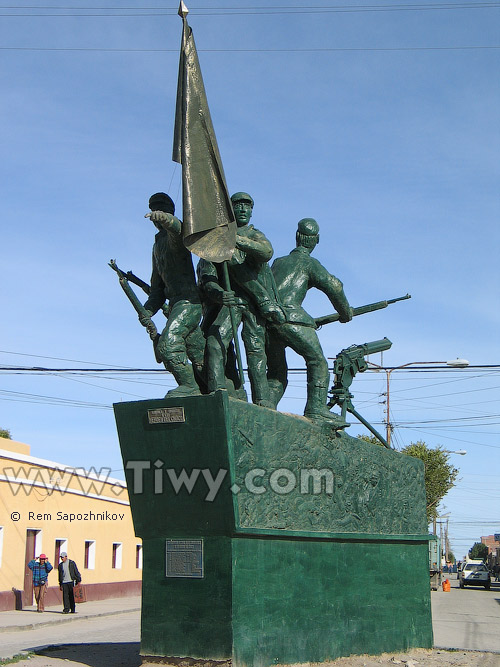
<box><xmin>0</xmin><ymin>439</ymin><xmax>141</xmax><ymax>611</ymax></box>
<box><xmin>481</xmin><ymin>534</ymin><xmax>500</xmax><ymax>567</ymax></box>
<box><xmin>481</xmin><ymin>534</ymin><xmax>500</xmax><ymax>554</ymax></box>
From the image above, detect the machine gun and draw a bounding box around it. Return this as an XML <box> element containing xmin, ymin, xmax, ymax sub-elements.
<box><xmin>314</xmin><ymin>294</ymin><xmax>410</xmax><ymax>329</ymax></box>
<box><xmin>328</xmin><ymin>338</ymin><xmax>393</xmax><ymax>448</ymax></box>
<box><xmin>109</xmin><ymin>259</ymin><xmax>163</xmax><ymax>363</ymax></box>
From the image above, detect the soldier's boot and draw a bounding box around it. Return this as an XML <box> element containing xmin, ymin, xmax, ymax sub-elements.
<box><xmin>244</xmin><ymin>349</ymin><xmax>274</xmax><ymax>408</ymax></box>
<box><xmin>304</xmin><ymin>384</ymin><xmax>346</xmax><ymax>428</ymax></box>
<box><xmin>165</xmin><ymin>353</ymin><xmax>201</xmax><ymax>398</ymax></box>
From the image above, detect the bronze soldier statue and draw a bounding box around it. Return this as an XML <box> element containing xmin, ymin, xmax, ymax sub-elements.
<box><xmin>200</xmin><ymin>192</ymin><xmax>284</xmax><ymax>407</ymax></box>
<box><xmin>142</xmin><ymin>192</ymin><xmax>205</xmax><ymax>397</ymax></box>
<box><xmin>267</xmin><ymin>217</ymin><xmax>352</xmax><ymax>424</ymax></box>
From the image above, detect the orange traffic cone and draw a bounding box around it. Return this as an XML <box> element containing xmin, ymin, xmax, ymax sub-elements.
<box><xmin>442</xmin><ymin>579</ymin><xmax>451</xmax><ymax>592</ymax></box>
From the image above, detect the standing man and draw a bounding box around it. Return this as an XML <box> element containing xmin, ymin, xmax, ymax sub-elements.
<box><xmin>201</xmin><ymin>192</ymin><xmax>284</xmax><ymax>407</ymax></box>
<box><xmin>142</xmin><ymin>192</ymin><xmax>206</xmax><ymax>397</ymax></box>
<box><xmin>28</xmin><ymin>553</ymin><xmax>53</xmax><ymax>612</ymax></box>
<box><xmin>58</xmin><ymin>552</ymin><xmax>81</xmax><ymax>614</ymax></box>
<box><xmin>267</xmin><ymin>218</ymin><xmax>352</xmax><ymax>424</ymax></box>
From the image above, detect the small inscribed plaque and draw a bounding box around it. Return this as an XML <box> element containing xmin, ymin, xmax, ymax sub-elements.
<box><xmin>148</xmin><ymin>407</ymin><xmax>185</xmax><ymax>424</ymax></box>
<box><xmin>166</xmin><ymin>539</ymin><xmax>203</xmax><ymax>578</ymax></box>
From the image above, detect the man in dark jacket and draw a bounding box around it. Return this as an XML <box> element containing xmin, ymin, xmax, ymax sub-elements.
<box><xmin>58</xmin><ymin>552</ymin><xmax>81</xmax><ymax>614</ymax></box>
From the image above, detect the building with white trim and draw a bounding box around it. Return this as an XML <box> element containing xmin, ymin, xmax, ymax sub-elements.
<box><xmin>0</xmin><ymin>438</ymin><xmax>141</xmax><ymax>611</ymax></box>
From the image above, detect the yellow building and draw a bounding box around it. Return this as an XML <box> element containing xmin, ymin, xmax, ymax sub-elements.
<box><xmin>0</xmin><ymin>438</ymin><xmax>141</xmax><ymax>611</ymax></box>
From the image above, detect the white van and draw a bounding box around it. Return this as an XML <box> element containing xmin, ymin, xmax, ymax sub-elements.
<box><xmin>459</xmin><ymin>559</ymin><xmax>491</xmax><ymax>589</ymax></box>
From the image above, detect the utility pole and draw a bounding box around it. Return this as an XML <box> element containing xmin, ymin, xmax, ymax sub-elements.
<box><xmin>445</xmin><ymin>517</ymin><xmax>449</xmax><ymax>563</ymax></box>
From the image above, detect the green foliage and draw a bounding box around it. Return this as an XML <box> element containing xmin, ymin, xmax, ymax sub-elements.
<box><xmin>357</xmin><ymin>434</ymin><xmax>385</xmax><ymax>447</ymax></box>
<box><xmin>0</xmin><ymin>653</ymin><xmax>35</xmax><ymax>665</ymax></box>
<box><xmin>469</xmin><ymin>542</ymin><xmax>489</xmax><ymax>560</ymax></box>
<box><xmin>0</xmin><ymin>427</ymin><xmax>12</xmax><ymax>439</ymax></box>
<box><xmin>400</xmin><ymin>441</ymin><xmax>459</xmax><ymax>525</ymax></box>
<box><xmin>447</xmin><ymin>550</ymin><xmax>455</xmax><ymax>563</ymax></box>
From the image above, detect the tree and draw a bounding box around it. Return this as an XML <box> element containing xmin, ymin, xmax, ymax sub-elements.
<box><xmin>469</xmin><ymin>542</ymin><xmax>489</xmax><ymax>560</ymax></box>
<box><xmin>0</xmin><ymin>427</ymin><xmax>12</xmax><ymax>439</ymax></box>
<box><xmin>399</xmin><ymin>441</ymin><xmax>458</xmax><ymax>525</ymax></box>
<box><xmin>358</xmin><ymin>434</ymin><xmax>385</xmax><ymax>447</ymax></box>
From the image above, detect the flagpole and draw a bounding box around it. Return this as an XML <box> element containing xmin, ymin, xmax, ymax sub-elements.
<box><xmin>222</xmin><ymin>262</ymin><xmax>246</xmax><ymax>388</ymax></box>
<box><xmin>174</xmin><ymin>1</ymin><xmax>245</xmax><ymax>389</ymax></box>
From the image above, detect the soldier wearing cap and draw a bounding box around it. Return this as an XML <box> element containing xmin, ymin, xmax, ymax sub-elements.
<box><xmin>267</xmin><ymin>217</ymin><xmax>352</xmax><ymax>424</ymax></box>
<box><xmin>200</xmin><ymin>192</ymin><xmax>284</xmax><ymax>407</ymax></box>
<box><xmin>143</xmin><ymin>192</ymin><xmax>205</xmax><ymax>397</ymax></box>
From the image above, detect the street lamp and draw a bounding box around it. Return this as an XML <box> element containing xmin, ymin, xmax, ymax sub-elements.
<box><xmin>367</xmin><ymin>358</ymin><xmax>470</xmax><ymax>447</ymax></box>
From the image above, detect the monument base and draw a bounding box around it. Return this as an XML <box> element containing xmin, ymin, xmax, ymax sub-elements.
<box><xmin>114</xmin><ymin>392</ymin><xmax>432</xmax><ymax>667</ymax></box>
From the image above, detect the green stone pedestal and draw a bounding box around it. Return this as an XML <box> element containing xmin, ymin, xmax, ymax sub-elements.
<box><xmin>114</xmin><ymin>391</ymin><xmax>432</xmax><ymax>666</ymax></box>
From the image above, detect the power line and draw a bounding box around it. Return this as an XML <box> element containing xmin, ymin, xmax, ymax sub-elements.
<box><xmin>1</xmin><ymin>2</ymin><xmax>499</xmax><ymax>15</ymax></box>
<box><xmin>1</xmin><ymin>364</ymin><xmax>498</xmax><ymax>372</ymax></box>
<box><xmin>1</xmin><ymin>45</ymin><xmax>498</xmax><ymax>52</ymax></box>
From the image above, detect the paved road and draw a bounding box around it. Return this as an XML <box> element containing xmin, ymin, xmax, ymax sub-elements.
<box><xmin>432</xmin><ymin>575</ymin><xmax>500</xmax><ymax>653</ymax></box>
<box><xmin>0</xmin><ymin>610</ymin><xmax>141</xmax><ymax>666</ymax></box>
<box><xmin>1</xmin><ymin>578</ymin><xmax>499</xmax><ymax>666</ymax></box>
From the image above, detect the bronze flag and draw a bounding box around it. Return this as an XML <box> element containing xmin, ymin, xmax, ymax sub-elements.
<box><xmin>173</xmin><ymin>2</ymin><xmax>236</xmax><ymax>262</ymax></box>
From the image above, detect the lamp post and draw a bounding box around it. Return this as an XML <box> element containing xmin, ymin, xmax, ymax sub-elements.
<box><xmin>367</xmin><ymin>358</ymin><xmax>469</xmax><ymax>447</ymax></box>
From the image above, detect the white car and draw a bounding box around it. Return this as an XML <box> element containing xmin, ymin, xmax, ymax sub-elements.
<box><xmin>459</xmin><ymin>560</ymin><xmax>491</xmax><ymax>589</ymax></box>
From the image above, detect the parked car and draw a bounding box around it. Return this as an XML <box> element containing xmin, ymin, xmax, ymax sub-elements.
<box><xmin>459</xmin><ymin>560</ymin><xmax>491</xmax><ymax>589</ymax></box>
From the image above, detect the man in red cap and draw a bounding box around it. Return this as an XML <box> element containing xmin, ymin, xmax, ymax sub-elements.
<box><xmin>28</xmin><ymin>553</ymin><xmax>53</xmax><ymax>612</ymax></box>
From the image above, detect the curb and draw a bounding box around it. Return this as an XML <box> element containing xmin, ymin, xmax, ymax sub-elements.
<box><xmin>0</xmin><ymin>606</ymin><xmax>141</xmax><ymax>635</ymax></box>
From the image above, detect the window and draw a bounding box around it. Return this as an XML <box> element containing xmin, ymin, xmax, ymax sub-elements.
<box><xmin>112</xmin><ymin>542</ymin><xmax>122</xmax><ymax>569</ymax></box>
<box><xmin>136</xmin><ymin>544</ymin><xmax>143</xmax><ymax>569</ymax></box>
<box><xmin>34</xmin><ymin>531</ymin><xmax>42</xmax><ymax>559</ymax></box>
<box><xmin>54</xmin><ymin>538</ymin><xmax>68</xmax><ymax>566</ymax></box>
<box><xmin>84</xmin><ymin>540</ymin><xmax>96</xmax><ymax>569</ymax></box>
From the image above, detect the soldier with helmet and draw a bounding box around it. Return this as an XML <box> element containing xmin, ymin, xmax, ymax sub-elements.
<box><xmin>267</xmin><ymin>217</ymin><xmax>352</xmax><ymax>424</ymax></box>
<box><xmin>142</xmin><ymin>192</ymin><xmax>205</xmax><ymax>397</ymax></box>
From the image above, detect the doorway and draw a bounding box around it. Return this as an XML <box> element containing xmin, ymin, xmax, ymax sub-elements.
<box><xmin>23</xmin><ymin>529</ymin><xmax>39</xmax><ymax>607</ymax></box>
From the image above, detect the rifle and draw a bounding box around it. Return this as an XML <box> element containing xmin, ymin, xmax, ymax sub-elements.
<box><xmin>109</xmin><ymin>259</ymin><xmax>162</xmax><ymax>363</ymax></box>
<box><xmin>328</xmin><ymin>338</ymin><xmax>393</xmax><ymax>448</ymax></box>
<box><xmin>109</xmin><ymin>262</ymin><xmax>170</xmax><ymax>318</ymax></box>
<box><xmin>315</xmin><ymin>294</ymin><xmax>410</xmax><ymax>329</ymax></box>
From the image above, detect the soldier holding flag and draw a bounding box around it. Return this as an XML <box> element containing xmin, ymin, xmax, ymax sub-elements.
<box><xmin>200</xmin><ymin>192</ymin><xmax>285</xmax><ymax>407</ymax></box>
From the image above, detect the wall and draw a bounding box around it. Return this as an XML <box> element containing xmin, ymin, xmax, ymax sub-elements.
<box><xmin>0</xmin><ymin>440</ymin><xmax>141</xmax><ymax>611</ymax></box>
<box><xmin>115</xmin><ymin>393</ymin><xmax>433</xmax><ymax>666</ymax></box>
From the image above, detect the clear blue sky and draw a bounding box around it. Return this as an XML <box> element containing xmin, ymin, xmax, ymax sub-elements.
<box><xmin>1</xmin><ymin>2</ymin><xmax>499</xmax><ymax>558</ymax></box>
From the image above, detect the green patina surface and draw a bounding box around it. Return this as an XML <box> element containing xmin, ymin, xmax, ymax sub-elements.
<box><xmin>114</xmin><ymin>392</ymin><xmax>432</xmax><ymax>666</ymax></box>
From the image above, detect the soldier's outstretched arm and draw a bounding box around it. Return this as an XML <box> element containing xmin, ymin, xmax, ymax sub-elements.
<box><xmin>148</xmin><ymin>211</ymin><xmax>182</xmax><ymax>235</ymax></box>
<box><xmin>312</xmin><ymin>260</ymin><xmax>352</xmax><ymax>323</ymax></box>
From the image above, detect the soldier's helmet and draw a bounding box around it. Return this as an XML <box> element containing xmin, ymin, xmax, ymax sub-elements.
<box><xmin>230</xmin><ymin>192</ymin><xmax>254</xmax><ymax>208</ymax></box>
<box><xmin>149</xmin><ymin>192</ymin><xmax>175</xmax><ymax>214</ymax></box>
<box><xmin>296</xmin><ymin>218</ymin><xmax>319</xmax><ymax>248</ymax></box>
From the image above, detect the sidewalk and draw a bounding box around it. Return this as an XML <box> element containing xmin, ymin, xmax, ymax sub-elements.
<box><xmin>0</xmin><ymin>595</ymin><xmax>141</xmax><ymax>634</ymax></box>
